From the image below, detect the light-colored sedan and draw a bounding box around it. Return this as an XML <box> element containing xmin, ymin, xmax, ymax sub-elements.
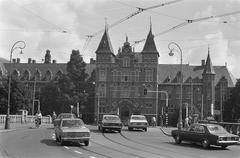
<box><xmin>55</xmin><ymin>118</ymin><xmax>90</xmax><ymax>146</ymax></box>
<box><xmin>128</xmin><ymin>115</ymin><xmax>148</xmax><ymax>131</ymax></box>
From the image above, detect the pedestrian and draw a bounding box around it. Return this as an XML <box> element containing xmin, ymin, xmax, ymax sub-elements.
<box><xmin>184</xmin><ymin>117</ymin><xmax>189</xmax><ymax>129</ymax></box>
<box><xmin>35</xmin><ymin>110</ymin><xmax>42</xmax><ymax>128</ymax></box>
<box><xmin>52</xmin><ymin>111</ymin><xmax>57</xmax><ymax>124</ymax></box>
<box><xmin>151</xmin><ymin>116</ymin><xmax>156</xmax><ymax>127</ymax></box>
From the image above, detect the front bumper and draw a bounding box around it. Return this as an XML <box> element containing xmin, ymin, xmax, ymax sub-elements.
<box><xmin>217</xmin><ymin>140</ymin><xmax>239</xmax><ymax>145</ymax></box>
<box><xmin>61</xmin><ymin>136</ymin><xmax>90</xmax><ymax>142</ymax></box>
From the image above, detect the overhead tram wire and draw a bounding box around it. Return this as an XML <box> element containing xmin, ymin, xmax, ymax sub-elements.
<box><xmin>81</xmin><ymin>0</ymin><xmax>184</xmax><ymax>53</ymax></box>
<box><xmin>133</xmin><ymin>10</ymin><xmax>240</xmax><ymax>46</ymax></box>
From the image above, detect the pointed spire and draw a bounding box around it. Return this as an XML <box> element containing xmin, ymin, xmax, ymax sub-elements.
<box><xmin>96</xmin><ymin>19</ymin><xmax>114</xmax><ymax>54</ymax></box>
<box><xmin>203</xmin><ymin>46</ymin><xmax>215</xmax><ymax>74</ymax></box>
<box><xmin>142</xmin><ymin>19</ymin><xmax>159</xmax><ymax>56</ymax></box>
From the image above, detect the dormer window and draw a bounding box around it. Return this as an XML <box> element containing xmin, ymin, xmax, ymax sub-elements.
<box><xmin>123</xmin><ymin>57</ymin><xmax>130</xmax><ymax>67</ymax></box>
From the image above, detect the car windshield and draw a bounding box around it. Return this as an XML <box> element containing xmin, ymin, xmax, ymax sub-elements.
<box><xmin>207</xmin><ymin>125</ymin><xmax>227</xmax><ymax>134</ymax></box>
<box><xmin>104</xmin><ymin>116</ymin><xmax>120</xmax><ymax>120</ymax></box>
<box><xmin>58</xmin><ymin>114</ymin><xmax>76</xmax><ymax>119</ymax></box>
<box><xmin>131</xmin><ymin>116</ymin><xmax>146</xmax><ymax>120</ymax></box>
<box><xmin>62</xmin><ymin>120</ymin><xmax>83</xmax><ymax>128</ymax></box>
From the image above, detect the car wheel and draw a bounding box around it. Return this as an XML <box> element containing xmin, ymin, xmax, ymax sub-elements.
<box><xmin>84</xmin><ymin>141</ymin><xmax>89</xmax><ymax>146</ymax></box>
<box><xmin>98</xmin><ymin>126</ymin><xmax>100</xmax><ymax>131</ymax></box>
<box><xmin>60</xmin><ymin>137</ymin><xmax>65</xmax><ymax>146</ymax></box>
<box><xmin>128</xmin><ymin>127</ymin><xmax>132</xmax><ymax>131</ymax></box>
<box><xmin>175</xmin><ymin>135</ymin><xmax>182</xmax><ymax>144</ymax></box>
<box><xmin>118</xmin><ymin>129</ymin><xmax>121</xmax><ymax>133</ymax></box>
<box><xmin>221</xmin><ymin>145</ymin><xmax>228</xmax><ymax>149</ymax></box>
<box><xmin>56</xmin><ymin>135</ymin><xmax>59</xmax><ymax>142</ymax></box>
<box><xmin>202</xmin><ymin>139</ymin><xmax>210</xmax><ymax>149</ymax></box>
<box><xmin>144</xmin><ymin>128</ymin><xmax>147</xmax><ymax>132</ymax></box>
<box><xmin>101</xmin><ymin>128</ymin><xmax>105</xmax><ymax>133</ymax></box>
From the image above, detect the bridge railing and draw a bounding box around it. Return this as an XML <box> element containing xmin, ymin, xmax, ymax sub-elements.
<box><xmin>0</xmin><ymin>115</ymin><xmax>51</xmax><ymax>124</ymax></box>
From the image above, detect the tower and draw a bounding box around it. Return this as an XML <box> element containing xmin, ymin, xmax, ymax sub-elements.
<box><xmin>202</xmin><ymin>47</ymin><xmax>215</xmax><ymax>118</ymax></box>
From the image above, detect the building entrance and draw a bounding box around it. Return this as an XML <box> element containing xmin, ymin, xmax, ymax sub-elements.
<box><xmin>118</xmin><ymin>101</ymin><xmax>132</xmax><ymax>125</ymax></box>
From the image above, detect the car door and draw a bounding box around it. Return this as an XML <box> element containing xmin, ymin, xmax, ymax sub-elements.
<box><xmin>185</xmin><ymin>124</ymin><xmax>197</xmax><ymax>142</ymax></box>
<box><xmin>193</xmin><ymin>125</ymin><xmax>206</xmax><ymax>143</ymax></box>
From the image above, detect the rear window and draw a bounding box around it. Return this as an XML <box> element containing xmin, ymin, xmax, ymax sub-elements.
<box><xmin>131</xmin><ymin>116</ymin><xmax>146</xmax><ymax>120</ymax></box>
<box><xmin>62</xmin><ymin>120</ymin><xmax>83</xmax><ymax>127</ymax></box>
<box><xmin>58</xmin><ymin>114</ymin><xmax>76</xmax><ymax>119</ymax></box>
<box><xmin>103</xmin><ymin>116</ymin><xmax>120</xmax><ymax>120</ymax></box>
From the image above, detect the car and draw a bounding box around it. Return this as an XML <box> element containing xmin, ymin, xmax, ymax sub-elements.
<box><xmin>128</xmin><ymin>115</ymin><xmax>148</xmax><ymax>131</ymax></box>
<box><xmin>54</xmin><ymin>113</ymin><xmax>76</xmax><ymax>126</ymax></box>
<box><xmin>98</xmin><ymin>115</ymin><xmax>123</xmax><ymax>133</ymax></box>
<box><xmin>171</xmin><ymin>123</ymin><xmax>239</xmax><ymax>149</ymax></box>
<box><xmin>55</xmin><ymin>118</ymin><xmax>90</xmax><ymax>146</ymax></box>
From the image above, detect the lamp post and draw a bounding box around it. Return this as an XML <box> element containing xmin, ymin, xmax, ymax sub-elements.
<box><xmin>5</xmin><ymin>41</ymin><xmax>26</xmax><ymax>129</ymax></box>
<box><xmin>168</xmin><ymin>42</ymin><xmax>183</xmax><ymax>130</ymax></box>
<box><xmin>158</xmin><ymin>91</ymin><xmax>168</xmax><ymax>127</ymax></box>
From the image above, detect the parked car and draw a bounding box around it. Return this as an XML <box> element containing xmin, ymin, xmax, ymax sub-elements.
<box><xmin>98</xmin><ymin>115</ymin><xmax>123</xmax><ymax>133</ymax></box>
<box><xmin>55</xmin><ymin>118</ymin><xmax>90</xmax><ymax>146</ymax></box>
<box><xmin>127</xmin><ymin>115</ymin><xmax>148</xmax><ymax>131</ymax></box>
<box><xmin>54</xmin><ymin>113</ymin><xmax>76</xmax><ymax>126</ymax></box>
<box><xmin>171</xmin><ymin>123</ymin><xmax>239</xmax><ymax>149</ymax></box>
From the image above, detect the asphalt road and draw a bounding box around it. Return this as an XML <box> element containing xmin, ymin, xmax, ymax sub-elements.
<box><xmin>0</xmin><ymin>125</ymin><xmax>240</xmax><ymax>158</ymax></box>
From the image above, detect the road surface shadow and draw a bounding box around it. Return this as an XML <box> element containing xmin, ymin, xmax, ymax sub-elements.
<box><xmin>165</xmin><ymin>141</ymin><xmax>229</xmax><ymax>150</ymax></box>
<box><xmin>40</xmin><ymin>139</ymin><xmax>60</xmax><ymax>146</ymax></box>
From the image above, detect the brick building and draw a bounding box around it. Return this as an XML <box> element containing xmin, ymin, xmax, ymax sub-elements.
<box><xmin>0</xmin><ymin>25</ymin><xmax>236</xmax><ymax>125</ymax></box>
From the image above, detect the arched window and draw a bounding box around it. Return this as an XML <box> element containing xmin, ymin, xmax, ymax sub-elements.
<box><xmin>23</xmin><ymin>69</ymin><xmax>30</xmax><ymax>80</ymax></box>
<box><xmin>34</xmin><ymin>69</ymin><xmax>41</xmax><ymax>81</ymax></box>
<box><xmin>123</xmin><ymin>57</ymin><xmax>130</xmax><ymax>67</ymax></box>
<box><xmin>45</xmin><ymin>70</ymin><xmax>52</xmax><ymax>81</ymax></box>
<box><xmin>12</xmin><ymin>69</ymin><xmax>20</xmax><ymax>80</ymax></box>
<box><xmin>55</xmin><ymin>70</ymin><xmax>63</xmax><ymax>80</ymax></box>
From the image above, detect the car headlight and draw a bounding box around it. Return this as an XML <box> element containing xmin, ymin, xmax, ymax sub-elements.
<box><xmin>218</xmin><ymin>137</ymin><xmax>223</xmax><ymax>141</ymax></box>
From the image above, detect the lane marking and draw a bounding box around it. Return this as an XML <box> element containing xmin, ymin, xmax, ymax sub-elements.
<box><xmin>64</xmin><ymin>146</ymin><xmax>70</xmax><ymax>149</ymax></box>
<box><xmin>74</xmin><ymin>150</ymin><xmax>82</xmax><ymax>154</ymax></box>
<box><xmin>89</xmin><ymin>156</ymin><xmax>97</xmax><ymax>158</ymax></box>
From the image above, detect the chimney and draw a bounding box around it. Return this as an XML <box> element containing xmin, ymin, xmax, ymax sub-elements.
<box><xmin>201</xmin><ymin>60</ymin><xmax>205</xmax><ymax>66</ymax></box>
<box><xmin>32</xmin><ymin>60</ymin><xmax>36</xmax><ymax>64</ymax></box>
<box><xmin>52</xmin><ymin>60</ymin><xmax>56</xmax><ymax>64</ymax></box>
<box><xmin>17</xmin><ymin>58</ymin><xmax>20</xmax><ymax>63</ymax></box>
<box><xmin>28</xmin><ymin>58</ymin><xmax>32</xmax><ymax>64</ymax></box>
<box><xmin>12</xmin><ymin>58</ymin><xmax>16</xmax><ymax>63</ymax></box>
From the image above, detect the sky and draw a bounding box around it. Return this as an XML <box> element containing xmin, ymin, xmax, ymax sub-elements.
<box><xmin>0</xmin><ymin>0</ymin><xmax>240</xmax><ymax>78</ymax></box>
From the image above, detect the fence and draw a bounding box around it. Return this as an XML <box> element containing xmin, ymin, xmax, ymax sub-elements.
<box><xmin>0</xmin><ymin>115</ymin><xmax>51</xmax><ymax>124</ymax></box>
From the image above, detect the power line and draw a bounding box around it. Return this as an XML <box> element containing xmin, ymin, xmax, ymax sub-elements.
<box><xmin>133</xmin><ymin>10</ymin><xmax>240</xmax><ymax>46</ymax></box>
<box><xmin>82</xmin><ymin>0</ymin><xmax>183</xmax><ymax>53</ymax></box>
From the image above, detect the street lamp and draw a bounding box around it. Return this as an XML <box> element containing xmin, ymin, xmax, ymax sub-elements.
<box><xmin>5</xmin><ymin>41</ymin><xmax>26</xmax><ymax>129</ymax></box>
<box><xmin>168</xmin><ymin>42</ymin><xmax>183</xmax><ymax>130</ymax></box>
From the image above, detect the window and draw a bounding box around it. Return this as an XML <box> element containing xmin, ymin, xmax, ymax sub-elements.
<box><xmin>123</xmin><ymin>57</ymin><xmax>130</xmax><ymax>67</ymax></box>
<box><xmin>23</xmin><ymin>70</ymin><xmax>30</xmax><ymax>80</ymax></box>
<box><xmin>99</xmin><ymin>70</ymin><xmax>106</xmax><ymax>81</ymax></box>
<box><xmin>45</xmin><ymin>70</ymin><xmax>52</xmax><ymax>81</ymax></box>
<box><xmin>145</xmin><ymin>69</ymin><xmax>153</xmax><ymax>82</ymax></box>
<box><xmin>120</xmin><ymin>86</ymin><xmax>130</xmax><ymax>98</ymax></box>
<box><xmin>135</xmin><ymin>71</ymin><xmax>139</xmax><ymax>82</ymax></box>
<box><xmin>98</xmin><ymin>84</ymin><xmax>106</xmax><ymax>97</ymax></box>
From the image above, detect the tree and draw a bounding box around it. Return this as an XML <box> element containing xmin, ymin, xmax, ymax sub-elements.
<box><xmin>223</xmin><ymin>79</ymin><xmax>240</xmax><ymax>122</ymax></box>
<box><xmin>57</xmin><ymin>50</ymin><xmax>89</xmax><ymax>114</ymax></box>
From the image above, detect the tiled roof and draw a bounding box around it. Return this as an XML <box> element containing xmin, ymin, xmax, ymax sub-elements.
<box><xmin>3</xmin><ymin>63</ymin><xmax>95</xmax><ymax>80</ymax></box>
<box><xmin>157</xmin><ymin>64</ymin><xmax>236</xmax><ymax>87</ymax></box>
<box><xmin>95</xmin><ymin>27</ymin><xmax>114</xmax><ymax>54</ymax></box>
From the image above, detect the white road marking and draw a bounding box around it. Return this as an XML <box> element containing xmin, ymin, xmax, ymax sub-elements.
<box><xmin>74</xmin><ymin>150</ymin><xmax>82</xmax><ymax>154</ymax></box>
<box><xmin>64</xmin><ymin>146</ymin><xmax>70</xmax><ymax>149</ymax></box>
<box><xmin>89</xmin><ymin>156</ymin><xmax>97</xmax><ymax>158</ymax></box>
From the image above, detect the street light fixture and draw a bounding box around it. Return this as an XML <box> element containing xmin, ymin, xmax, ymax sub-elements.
<box><xmin>5</xmin><ymin>41</ymin><xmax>26</xmax><ymax>129</ymax></box>
<box><xmin>168</xmin><ymin>42</ymin><xmax>183</xmax><ymax>130</ymax></box>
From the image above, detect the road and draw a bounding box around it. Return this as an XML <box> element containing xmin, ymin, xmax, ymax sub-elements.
<box><xmin>0</xmin><ymin>125</ymin><xmax>239</xmax><ymax>158</ymax></box>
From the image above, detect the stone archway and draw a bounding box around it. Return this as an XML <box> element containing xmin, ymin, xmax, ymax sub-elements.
<box><xmin>118</xmin><ymin>100</ymin><xmax>133</xmax><ymax>125</ymax></box>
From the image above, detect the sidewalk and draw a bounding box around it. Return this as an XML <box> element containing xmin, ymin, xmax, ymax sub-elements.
<box><xmin>0</xmin><ymin>123</ymin><xmax>37</xmax><ymax>133</ymax></box>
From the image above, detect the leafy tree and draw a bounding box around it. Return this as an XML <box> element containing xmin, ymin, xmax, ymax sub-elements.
<box><xmin>57</xmin><ymin>50</ymin><xmax>89</xmax><ymax>114</ymax></box>
<box><xmin>223</xmin><ymin>79</ymin><xmax>240</xmax><ymax>122</ymax></box>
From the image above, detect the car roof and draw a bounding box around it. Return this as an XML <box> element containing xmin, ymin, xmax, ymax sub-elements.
<box><xmin>131</xmin><ymin>115</ymin><xmax>145</xmax><ymax>117</ymax></box>
<box><xmin>61</xmin><ymin>118</ymin><xmax>82</xmax><ymax>121</ymax></box>
<box><xmin>192</xmin><ymin>123</ymin><xmax>220</xmax><ymax>127</ymax></box>
<box><xmin>103</xmin><ymin>115</ymin><xmax>119</xmax><ymax>117</ymax></box>
<box><xmin>59</xmin><ymin>113</ymin><xmax>75</xmax><ymax>115</ymax></box>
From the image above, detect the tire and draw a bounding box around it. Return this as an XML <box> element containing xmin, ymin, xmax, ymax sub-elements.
<box><xmin>221</xmin><ymin>145</ymin><xmax>227</xmax><ymax>149</ymax></box>
<box><xmin>202</xmin><ymin>139</ymin><xmax>210</xmax><ymax>149</ymax></box>
<box><xmin>118</xmin><ymin>129</ymin><xmax>121</xmax><ymax>133</ymax></box>
<box><xmin>128</xmin><ymin>127</ymin><xmax>132</xmax><ymax>131</ymax></box>
<box><xmin>98</xmin><ymin>126</ymin><xmax>100</xmax><ymax>131</ymax></box>
<box><xmin>144</xmin><ymin>128</ymin><xmax>147</xmax><ymax>132</ymax></box>
<box><xmin>175</xmin><ymin>135</ymin><xmax>182</xmax><ymax>144</ymax></box>
<box><xmin>60</xmin><ymin>137</ymin><xmax>65</xmax><ymax>146</ymax></box>
<box><xmin>101</xmin><ymin>128</ymin><xmax>105</xmax><ymax>133</ymax></box>
<box><xmin>84</xmin><ymin>141</ymin><xmax>89</xmax><ymax>146</ymax></box>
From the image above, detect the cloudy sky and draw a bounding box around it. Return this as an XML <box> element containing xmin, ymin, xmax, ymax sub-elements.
<box><xmin>0</xmin><ymin>0</ymin><xmax>240</xmax><ymax>77</ymax></box>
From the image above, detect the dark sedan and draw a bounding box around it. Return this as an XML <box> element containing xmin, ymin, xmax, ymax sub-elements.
<box><xmin>171</xmin><ymin>123</ymin><xmax>239</xmax><ymax>149</ymax></box>
<box><xmin>98</xmin><ymin>115</ymin><xmax>123</xmax><ymax>133</ymax></box>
